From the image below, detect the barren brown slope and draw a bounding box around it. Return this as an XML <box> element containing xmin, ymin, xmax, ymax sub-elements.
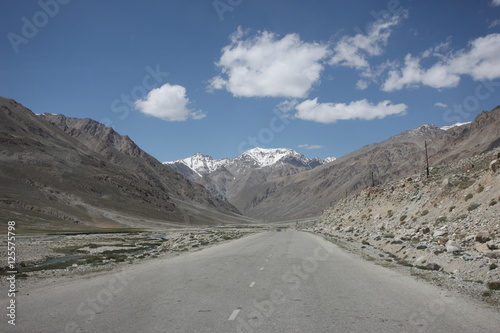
<box><xmin>233</xmin><ymin>106</ymin><xmax>500</xmax><ymax>221</ymax></box>
<box><xmin>0</xmin><ymin>97</ymin><xmax>241</xmax><ymax>231</ymax></box>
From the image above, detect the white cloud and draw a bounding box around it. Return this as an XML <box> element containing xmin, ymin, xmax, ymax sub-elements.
<box><xmin>434</xmin><ymin>102</ymin><xmax>448</xmax><ymax>108</ymax></box>
<box><xmin>209</xmin><ymin>28</ymin><xmax>330</xmax><ymax>98</ymax></box>
<box><xmin>276</xmin><ymin>99</ymin><xmax>298</xmax><ymax>112</ymax></box>
<box><xmin>330</xmin><ymin>13</ymin><xmax>406</xmax><ymax>76</ymax></box>
<box><xmin>298</xmin><ymin>144</ymin><xmax>325</xmax><ymax>150</ymax></box>
<box><xmin>294</xmin><ymin>98</ymin><xmax>407</xmax><ymax>124</ymax></box>
<box><xmin>490</xmin><ymin>19</ymin><xmax>500</xmax><ymax>28</ymax></box>
<box><xmin>493</xmin><ymin>0</ymin><xmax>500</xmax><ymax>6</ymax></box>
<box><xmin>382</xmin><ymin>33</ymin><xmax>500</xmax><ymax>91</ymax></box>
<box><xmin>134</xmin><ymin>84</ymin><xmax>205</xmax><ymax>121</ymax></box>
<box><xmin>356</xmin><ymin>79</ymin><xmax>369</xmax><ymax>90</ymax></box>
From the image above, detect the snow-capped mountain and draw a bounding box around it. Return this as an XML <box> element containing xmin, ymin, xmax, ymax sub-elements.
<box><xmin>164</xmin><ymin>148</ymin><xmax>336</xmax><ymax>203</ymax></box>
<box><xmin>164</xmin><ymin>147</ymin><xmax>335</xmax><ymax>179</ymax></box>
<box><xmin>170</xmin><ymin>153</ymin><xmax>231</xmax><ymax>178</ymax></box>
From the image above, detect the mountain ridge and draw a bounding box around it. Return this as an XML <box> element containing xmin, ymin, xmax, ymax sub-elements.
<box><xmin>0</xmin><ymin>97</ymin><xmax>244</xmax><ymax>231</ymax></box>
<box><xmin>231</xmin><ymin>107</ymin><xmax>500</xmax><ymax>221</ymax></box>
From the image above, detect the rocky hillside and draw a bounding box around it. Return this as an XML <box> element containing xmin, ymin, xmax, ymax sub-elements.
<box><xmin>234</xmin><ymin>106</ymin><xmax>500</xmax><ymax>221</ymax></box>
<box><xmin>0</xmin><ymin>97</ymin><xmax>243</xmax><ymax>231</ymax></box>
<box><xmin>165</xmin><ymin>148</ymin><xmax>336</xmax><ymax>205</ymax></box>
<box><xmin>311</xmin><ymin>150</ymin><xmax>500</xmax><ymax>297</ymax></box>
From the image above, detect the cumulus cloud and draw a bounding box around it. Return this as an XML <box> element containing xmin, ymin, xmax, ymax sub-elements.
<box><xmin>356</xmin><ymin>79</ymin><xmax>370</xmax><ymax>90</ymax></box>
<box><xmin>382</xmin><ymin>33</ymin><xmax>500</xmax><ymax>91</ymax></box>
<box><xmin>294</xmin><ymin>98</ymin><xmax>407</xmax><ymax>124</ymax></box>
<box><xmin>490</xmin><ymin>19</ymin><xmax>500</xmax><ymax>28</ymax></box>
<box><xmin>434</xmin><ymin>102</ymin><xmax>448</xmax><ymax>108</ymax></box>
<box><xmin>135</xmin><ymin>84</ymin><xmax>205</xmax><ymax>121</ymax></box>
<box><xmin>330</xmin><ymin>12</ymin><xmax>406</xmax><ymax>77</ymax></box>
<box><xmin>208</xmin><ymin>27</ymin><xmax>330</xmax><ymax>98</ymax></box>
<box><xmin>298</xmin><ymin>144</ymin><xmax>325</xmax><ymax>150</ymax></box>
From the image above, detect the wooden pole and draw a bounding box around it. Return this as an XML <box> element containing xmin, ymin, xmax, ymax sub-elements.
<box><xmin>425</xmin><ymin>141</ymin><xmax>430</xmax><ymax>178</ymax></box>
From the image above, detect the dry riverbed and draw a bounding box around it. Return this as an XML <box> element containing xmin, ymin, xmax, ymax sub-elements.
<box><xmin>0</xmin><ymin>227</ymin><xmax>258</xmax><ymax>289</ymax></box>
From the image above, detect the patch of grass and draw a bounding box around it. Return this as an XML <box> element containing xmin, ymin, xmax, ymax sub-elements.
<box><xmin>361</xmin><ymin>240</ymin><xmax>370</xmax><ymax>246</ymax></box>
<box><xmin>457</xmin><ymin>177</ymin><xmax>474</xmax><ymax>189</ymax></box>
<box><xmin>400</xmin><ymin>215</ymin><xmax>407</xmax><ymax>222</ymax></box>
<box><xmin>383</xmin><ymin>233</ymin><xmax>395</xmax><ymax>239</ymax></box>
<box><xmin>435</xmin><ymin>216</ymin><xmax>447</xmax><ymax>224</ymax></box>
<box><xmin>487</xmin><ymin>282</ymin><xmax>500</xmax><ymax>290</ymax></box>
<box><xmin>467</xmin><ymin>203</ymin><xmax>480</xmax><ymax>211</ymax></box>
<box><xmin>482</xmin><ymin>290</ymin><xmax>493</xmax><ymax>297</ymax></box>
<box><xmin>416</xmin><ymin>265</ymin><xmax>432</xmax><ymax>270</ymax></box>
<box><xmin>387</xmin><ymin>210</ymin><xmax>393</xmax><ymax>218</ymax></box>
<box><xmin>465</xmin><ymin>193</ymin><xmax>473</xmax><ymax>201</ymax></box>
<box><xmin>397</xmin><ymin>259</ymin><xmax>413</xmax><ymax>267</ymax></box>
<box><xmin>421</xmin><ymin>209</ymin><xmax>429</xmax><ymax>216</ymax></box>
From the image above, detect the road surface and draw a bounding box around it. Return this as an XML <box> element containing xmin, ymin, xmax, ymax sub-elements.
<box><xmin>3</xmin><ymin>230</ymin><xmax>500</xmax><ymax>332</ymax></box>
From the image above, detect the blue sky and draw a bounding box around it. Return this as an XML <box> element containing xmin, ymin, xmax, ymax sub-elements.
<box><xmin>1</xmin><ymin>0</ymin><xmax>500</xmax><ymax>161</ymax></box>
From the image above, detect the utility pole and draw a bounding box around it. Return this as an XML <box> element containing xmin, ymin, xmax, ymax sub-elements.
<box><xmin>425</xmin><ymin>141</ymin><xmax>430</xmax><ymax>178</ymax></box>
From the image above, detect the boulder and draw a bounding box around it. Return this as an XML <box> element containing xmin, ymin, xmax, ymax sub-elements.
<box><xmin>446</xmin><ymin>240</ymin><xmax>462</xmax><ymax>253</ymax></box>
<box><xmin>475</xmin><ymin>243</ymin><xmax>490</xmax><ymax>253</ymax></box>
<box><xmin>475</xmin><ymin>231</ymin><xmax>491</xmax><ymax>243</ymax></box>
<box><xmin>433</xmin><ymin>230</ymin><xmax>448</xmax><ymax>238</ymax></box>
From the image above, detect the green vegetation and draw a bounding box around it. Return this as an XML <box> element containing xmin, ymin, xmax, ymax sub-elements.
<box><xmin>490</xmin><ymin>199</ymin><xmax>498</xmax><ymax>206</ymax></box>
<box><xmin>487</xmin><ymin>282</ymin><xmax>500</xmax><ymax>290</ymax></box>
<box><xmin>457</xmin><ymin>177</ymin><xmax>475</xmax><ymax>189</ymax></box>
<box><xmin>465</xmin><ymin>193</ymin><xmax>473</xmax><ymax>201</ymax></box>
<box><xmin>421</xmin><ymin>209</ymin><xmax>429</xmax><ymax>216</ymax></box>
<box><xmin>400</xmin><ymin>215</ymin><xmax>407</xmax><ymax>222</ymax></box>
<box><xmin>435</xmin><ymin>216</ymin><xmax>447</xmax><ymax>224</ymax></box>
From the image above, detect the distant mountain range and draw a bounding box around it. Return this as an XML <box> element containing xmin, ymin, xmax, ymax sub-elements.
<box><xmin>1</xmin><ymin>95</ymin><xmax>498</xmax><ymax>229</ymax></box>
<box><xmin>164</xmin><ymin>148</ymin><xmax>336</xmax><ymax>206</ymax></box>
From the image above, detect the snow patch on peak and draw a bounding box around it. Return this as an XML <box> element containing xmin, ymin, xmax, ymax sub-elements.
<box><xmin>440</xmin><ymin>122</ymin><xmax>471</xmax><ymax>131</ymax></box>
<box><xmin>164</xmin><ymin>153</ymin><xmax>231</xmax><ymax>176</ymax></box>
<box><xmin>239</xmin><ymin>147</ymin><xmax>306</xmax><ymax>167</ymax></box>
<box><xmin>323</xmin><ymin>156</ymin><xmax>337</xmax><ymax>163</ymax></box>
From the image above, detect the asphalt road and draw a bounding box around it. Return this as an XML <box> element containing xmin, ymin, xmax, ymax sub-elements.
<box><xmin>3</xmin><ymin>230</ymin><xmax>500</xmax><ymax>332</ymax></box>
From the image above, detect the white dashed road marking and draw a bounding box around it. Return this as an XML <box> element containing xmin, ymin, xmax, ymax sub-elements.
<box><xmin>228</xmin><ymin>309</ymin><xmax>240</xmax><ymax>321</ymax></box>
